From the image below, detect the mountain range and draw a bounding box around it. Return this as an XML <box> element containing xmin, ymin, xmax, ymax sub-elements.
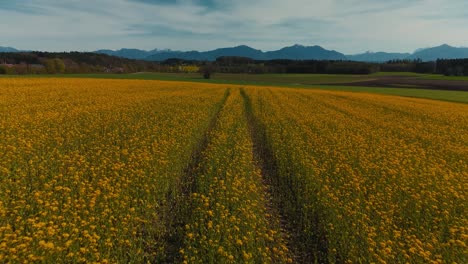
<box><xmin>405</xmin><ymin>44</ymin><xmax>468</xmax><ymax>61</ymax></box>
<box><xmin>96</xmin><ymin>44</ymin><xmax>347</xmax><ymax>61</ymax></box>
<box><xmin>2</xmin><ymin>44</ymin><xmax>468</xmax><ymax>62</ymax></box>
<box><xmin>96</xmin><ymin>44</ymin><xmax>468</xmax><ymax>62</ymax></box>
<box><xmin>346</xmin><ymin>52</ymin><xmax>411</xmax><ymax>62</ymax></box>
<box><xmin>0</xmin><ymin>46</ymin><xmax>20</xmax><ymax>53</ymax></box>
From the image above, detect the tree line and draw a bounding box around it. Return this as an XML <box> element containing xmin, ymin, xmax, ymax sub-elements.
<box><xmin>201</xmin><ymin>57</ymin><xmax>467</xmax><ymax>76</ymax></box>
<box><xmin>1</xmin><ymin>52</ymin><xmax>467</xmax><ymax>76</ymax></box>
<box><xmin>0</xmin><ymin>52</ymin><xmax>161</xmax><ymax>74</ymax></box>
<box><xmin>435</xmin><ymin>59</ymin><xmax>468</xmax><ymax>76</ymax></box>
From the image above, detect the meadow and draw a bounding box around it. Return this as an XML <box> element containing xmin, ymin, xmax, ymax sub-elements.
<box><xmin>0</xmin><ymin>78</ymin><xmax>467</xmax><ymax>263</ymax></box>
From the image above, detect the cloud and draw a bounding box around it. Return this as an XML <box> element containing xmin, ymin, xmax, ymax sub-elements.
<box><xmin>130</xmin><ymin>0</ymin><xmax>221</xmax><ymax>9</ymax></box>
<box><xmin>0</xmin><ymin>0</ymin><xmax>466</xmax><ymax>53</ymax></box>
<box><xmin>0</xmin><ymin>1</ymin><xmax>48</xmax><ymax>15</ymax></box>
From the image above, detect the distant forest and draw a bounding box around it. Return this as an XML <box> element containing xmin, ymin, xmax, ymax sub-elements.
<box><xmin>0</xmin><ymin>52</ymin><xmax>467</xmax><ymax>76</ymax></box>
<box><xmin>0</xmin><ymin>52</ymin><xmax>159</xmax><ymax>74</ymax></box>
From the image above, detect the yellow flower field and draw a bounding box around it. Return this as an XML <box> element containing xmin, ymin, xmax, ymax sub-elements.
<box><xmin>0</xmin><ymin>79</ymin><xmax>226</xmax><ymax>262</ymax></box>
<box><xmin>0</xmin><ymin>78</ymin><xmax>466</xmax><ymax>263</ymax></box>
<box><xmin>244</xmin><ymin>87</ymin><xmax>467</xmax><ymax>263</ymax></box>
<box><xmin>180</xmin><ymin>89</ymin><xmax>291</xmax><ymax>263</ymax></box>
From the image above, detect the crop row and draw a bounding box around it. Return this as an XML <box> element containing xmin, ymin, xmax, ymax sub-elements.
<box><xmin>180</xmin><ymin>88</ymin><xmax>291</xmax><ymax>263</ymax></box>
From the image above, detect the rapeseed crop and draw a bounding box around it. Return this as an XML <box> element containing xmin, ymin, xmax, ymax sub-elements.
<box><xmin>1</xmin><ymin>78</ymin><xmax>466</xmax><ymax>263</ymax></box>
<box><xmin>180</xmin><ymin>89</ymin><xmax>291</xmax><ymax>263</ymax></box>
<box><xmin>245</xmin><ymin>87</ymin><xmax>467</xmax><ymax>263</ymax></box>
<box><xmin>0</xmin><ymin>78</ymin><xmax>225</xmax><ymax>262</ymax></box>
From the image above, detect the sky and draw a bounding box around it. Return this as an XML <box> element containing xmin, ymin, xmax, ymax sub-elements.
<box><xmin>0</xmin><ymin>0</ymin><xmax>467</xmax><ymax>54</ymax></box>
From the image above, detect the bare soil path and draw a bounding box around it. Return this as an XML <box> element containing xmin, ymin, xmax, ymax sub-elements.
<box><xmin>332</xmin><ymin>76</ymin><xmax>468</xmax><ymax>91</ymax></box>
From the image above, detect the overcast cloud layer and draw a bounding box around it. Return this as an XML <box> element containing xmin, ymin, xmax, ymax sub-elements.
<box><xmin>0</xmin><ymin>0</ymin><xmax>467</xmax><ymax>53</ymax></box>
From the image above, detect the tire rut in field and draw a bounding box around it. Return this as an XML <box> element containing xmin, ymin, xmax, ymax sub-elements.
<box><xmin>240</xmin><ymin>88</ymin><xmax>296</xmax><ymax>261</ymax></box>
<box><xmin>159</xmin><ymin>88</ymin><xmax>231</xmax><ymax>263</ymax></box>
<box><xmin>240</xmin><ymin>88</ymin><xmax>329</xmax><ymax>263</ymax></box>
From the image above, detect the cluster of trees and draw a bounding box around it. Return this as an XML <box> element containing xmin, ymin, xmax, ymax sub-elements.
<box><xmin>0</xmin><ymin>52</ymin><xmax>160</xmax><ymax>74</ymax></box>
<box><xmin>380</xmin><ymin>59</ymin><xmax>436</xmax><ymax>73</ymax></box>
<box><xmin>436</xmin><ymin>59</ymin><xmax>468</xmax><ymax>76</ymax></box>
<box><xmin>191</xmin><ymin>57</ymin><xmax>439</xmax><ymax>76</ymax></box>
<box><xmin>208</xmin><ymin>57</ymin><xmax>468</xmax><ymax>76</ymax></box>
<box><xmin>210</xmin><ymin>57</ymin><xmax>380</xmax><ymax>74</ymax></box>
<box><xmin>379</xmin><ymin>58</ymin><xmax>468</xmax><ymax>76</ymax></box>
